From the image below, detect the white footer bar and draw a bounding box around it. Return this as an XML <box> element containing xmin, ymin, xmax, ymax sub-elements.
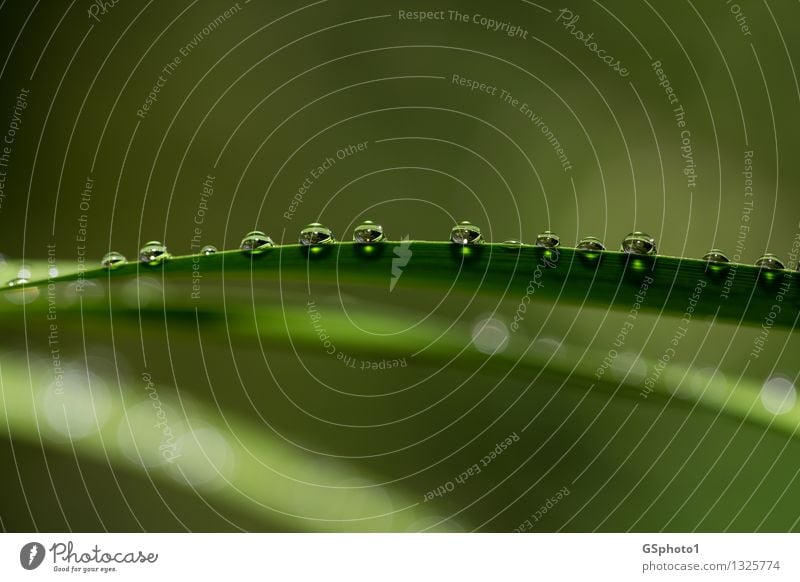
<box><xmin>1</xmin><ymin>533</ymin><xmax>796</xmax><ymax>580</ymax></box>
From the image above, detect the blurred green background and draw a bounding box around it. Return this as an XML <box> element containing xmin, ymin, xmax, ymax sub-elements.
<box><xmin>0</xmin><ymin>0</ymin><xmax>799</xmax><ymax>531</ymax></box>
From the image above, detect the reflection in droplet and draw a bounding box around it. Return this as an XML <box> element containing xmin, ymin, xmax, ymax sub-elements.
<box><xmin>761</xmin><ymin>376</ymin><xmax>796</xmax><ymax>415</ymax></box>
<box><xmin>299</xmin><ymin>223</ymin><xmax>335</xmax><ymax>246</ymax></box>
<box><xmin>702</xmin><ymin>249</ymin><xmax>730</xmax><ymax>276</ymax></box>
<box><xmin>450</xmin><ymin>221</ymin><xmax>483</xmax><ymax>245</ymax></box>
<box><xmin>754</xmin><ymin>254</ymin><xmax>785</xmax><ymax>270</ymax></box>
<box><xmin>240</xmin><ymin>231</ymin><xmax>274</xmax><ymax>255</ymax></box>
<box><xmin>576</xmin><ymin>236</ymin><xmax>606</xmax><ymax>252</ymax></box>
<box><xmin>471</xmin><ymin>317</ymin><xmax>510</xmax><ymax>355</ymax></box>
<box><xmin>200</xmin><ymin>245</ymin><xmax>218</xmax><ymax>256</ymax></box>
<box><xmin>702</xmin><ymin>249</ymin><xmax>729</xmax><ymax>264</ymax></box>
<box><xmin>101</xmin><ymin>251</ymin><xmax>127</xmax><ymax>269</ymax></box>
<box><xmin>353</xmin><ymin>220</ymin><xmax>384</xmax><ymax>244</ymax></box>
<box><xmin>535</xmin><ymin>231</ymin><xmax>560</xmax><ymax>249</ymax></box>
<box><xmin>621</xmin><ymin>232</ymin><xmax>657</xmax><ymax>256</ymax></box>
<box><xmin>138</xmin><ymin>241</ymin><xmax>171</xmax><ymax>265</ymax></box>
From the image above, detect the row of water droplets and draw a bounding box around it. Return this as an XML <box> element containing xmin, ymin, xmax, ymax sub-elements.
<box><xmin>5</xmin><ymin>222</ymin><xmax>377</xmax><ymax>286</ymax></box>
<box><xmin>98</xmin><ymin>221</ymin><xmax>371</xmax><ymax>270</ymax></box>
<box><xmin>450</xmin><ymin>221</ymin><xmax>793</xmax><ymax>271</ymax></box>
<box><xmin>94</xmin><ymin>222</ymin><xmax>373</xmax><ymax>272</ymax></box>
<box><xmin>4</xmin><ymin>221</ymin><xmax>796</xmax><ymax>287</ymax></box>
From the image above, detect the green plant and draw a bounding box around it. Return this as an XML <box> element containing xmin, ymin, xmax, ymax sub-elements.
<box><xmin>1</xmin><ymin>242</ymin><xmax>798</xmax><ymax>531</ymax></box>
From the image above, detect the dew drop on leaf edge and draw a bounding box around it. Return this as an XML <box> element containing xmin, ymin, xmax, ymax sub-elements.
<box><xmin>576</xmin><ymin>236</ymin><xmax>606</xmax><ymax>252</ymax></box>
<box><xmin>702</xmin><ymin>249</ymin><xmax>730</xmax><ymax>263</ymax></box>
<box><xmin>535</xmin><ymin>230</ymin><xmax>560</xmax><ymax>249</ymax></box>
<box><xmin>101</xmin><ymin>251</ymin><xmax>127</xmax><ymax>270</ymax></box>
<box><xmin>299</xmin><ymin>223</ymin><xmax>335</xmax><ymax>246</ymax></box>
<box><xmin>353</xmin><ymin>220</ymin><xmax>384</xmax><ymax>244</ymax></box>
<box><xmin>754</xmin><ymin>253</ymin><xmax>785</xmax><ymax>270</ymax></box>
<box><xmin>450</xmin><ymin>221</ymin><xmax>483</xmax><ymax>245</ymax></box>
<box><xmin>620</xmin><ymin>232</ymin><xmax>657</xmax><ymax>256</ymax></box>
<box><xmin>240</xmin><ymin>231</ymin><xmax>274</xmax><ymax>255</ymax></box>
<box><xmin>138</xmin><ymin>241</ymin><xmax>171</xmax><ymax>265</ymax></box>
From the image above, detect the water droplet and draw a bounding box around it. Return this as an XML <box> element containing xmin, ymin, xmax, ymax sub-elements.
<box><xmin>138</xmin><ymin>241</ymin><xmax>171</xmax><ymax>265</ymax></box>
<box><xmin>299</xmin><ymin>223</ymin><xmax>335</xmax><ymax>246</ymax></box>
<box><xmin>200</xmin><ymin>245</ymin><xmax>217</xmax><ymax>255</ymax></box>
<box><xmin>535</xmin><ymin>230</ymin><xmax>560</xmax><ymax>248</ymax></box>
<box><xmin>239</xmin><ymin>231</ymin><xmax>274</xmax><ymax>255</ymax></box>
<box><xmin>7</xmin><ymin>277</ymin><xmax>28</xmax><ymax>287</ymax></box>
<box><xmin>576</xmin><ymin>236</ymin><xmax>606</xmax><ymax>252</ymax></box>
<box><xmin>702</xmin><ymin>249</ymin><xmax>729</xmax><ymax>263</ymax></box>
<box><xmin>702</xmin><ymin>249</ymin><xmax>730</xmax><ymax>276</ymax></box>
<box><xmin>450</xmin><ymin>221</ymin><xmax>483</xmax><ymax>245</ymax></box>
<box><xmin>100</xmin><ymin>251</ymin><xmax>127</xmax><ymax>270</ymax></box>
<box><xmin>621</xmin><ymin>232</ymin><xmax>657</xmax><ymax>256</ymax></box>
<box><xmin>754</xmin><ymin>253</ymin><xmax>785</xmax><ymax>270</ymax></box>
<box><xmin>761</xmin><ymin>376</ymin><xmax>796</xmax><ymax>415</ymax></box>
<box><xmin>353</xmin><ymin>220</ymin><xmax>384</xmax><ymax>243</ymax></box>
<box><xmin>47</xmin><ymin>266</ymin><xmax>59</xmax><ymax>278</ymax></box>
<box><xmin>576</xmin><ymin>236</ymin><xmax>605</xmax><ymax>264</ymax></box>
